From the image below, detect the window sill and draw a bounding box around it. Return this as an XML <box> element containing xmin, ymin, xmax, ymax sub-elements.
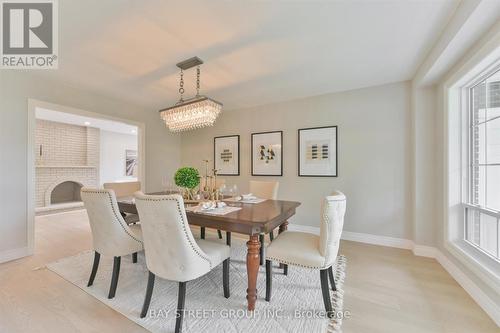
<box><xmin>445</xmin><ymin>239</ymin><xmax>500</xmax><ymax>294</ymax></box>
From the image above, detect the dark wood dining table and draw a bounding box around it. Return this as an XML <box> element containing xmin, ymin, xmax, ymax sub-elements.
<box><xmin>117</xmin><ymin>192</ymin><xmax>300</xmax><ymax>311</ymax></box>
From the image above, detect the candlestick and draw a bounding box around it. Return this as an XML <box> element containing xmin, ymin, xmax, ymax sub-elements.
<box><xmin>203</xmin><ymin>159</ymin><xmax>210</xmax><ymax>191</ymax></box>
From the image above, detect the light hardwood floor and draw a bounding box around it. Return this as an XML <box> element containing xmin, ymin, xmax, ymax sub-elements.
<box><xmin>0</xmin><ymin>210</ymin><xmax>497</xmax><ymax>332</ymax></box>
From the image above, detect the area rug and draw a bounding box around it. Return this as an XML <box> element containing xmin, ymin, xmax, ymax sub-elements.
<box><xmin>46</xmin><ymin>239</ymin><xmax>346</xmax><ymax>333</ymax></box>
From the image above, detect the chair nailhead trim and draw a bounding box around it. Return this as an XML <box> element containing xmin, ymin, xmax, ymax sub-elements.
<box><xmin>136</xmin><ymin>195</ymin><xmax>212</xmax><ymax>269</ymax></box>
<box><xmin>81</xmin><ymin>189</ymin><xmax>143</xmax><ymax>244</ymax></box>
<box><xmin>266</xmin><ymin>195</ymin><xmax>346</xmax><ymax>271</ymax></box>
<box><xmin>265</xmin><ymin>256</ymin><xmax>331</xmax><ymax>270</ymax></box>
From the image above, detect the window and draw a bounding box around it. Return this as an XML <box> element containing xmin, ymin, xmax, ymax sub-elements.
<box><xmin>465</xmin><ymin>68</ymin><xmax>500</xmax><ymax>260</ymax></box>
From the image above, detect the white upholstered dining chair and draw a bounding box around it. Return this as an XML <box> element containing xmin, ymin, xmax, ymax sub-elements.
<box><xmin>103</xmin><ymin>181</ymin><xmax>142</xmax><ymax>224</ymax></box>
<box><xmin>134</xmin><ymin>193</ymin><xmax>231</xmax><ymax>333</ymax></box>
<box><xmin>81</xmin><ymin>188</ymin><xmax>143</xmax><ymax>299</ymax></box>
<box><xmin>103</xmin><ymin>181</ymin><xmax>141</xmax><ymax>197</ymax></box>
<box><xmin>265</xmin><ymin>191</ymin><xmax>346</xmax><ymax>317</ymax></box>
<box><xmin>249</xmin><ymin>180</ymin><xmax>279</xmax><ymax>200</ymax></box>
<box><xmin>249</xmin><ymin>180</ymin><xmax>280</xmax><ymax>264</ymax></box>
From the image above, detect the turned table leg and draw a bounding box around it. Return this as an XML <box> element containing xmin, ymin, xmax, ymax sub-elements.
<box><xmin>246</xmin><ymin>234</ymin><xmax>260</xmax><ymax>311</ymax></box>
<box><xmin>279</xmin><ymin>220</ymin><xmax>289</xmax><ymax>234</ymax></box>
<box><xmin>278</xmin><ymin>221</ymin><xmax>289</xmax><ymax>269</ymax></box>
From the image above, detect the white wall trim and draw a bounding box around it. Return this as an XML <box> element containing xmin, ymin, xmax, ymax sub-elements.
<box><xmin>444</xmin><ymin>241</ymin><xmax>500</xmax><ymax>295</ymax></box>
<box><xmin>435</xmin><ymin>250</ymin><xmax>500</xmax><ymax>327</ymax></box>
<box><xmin>412</xmin><ymin>244</ymin><xmax>439</xmax><ymax>258</ymax></box>
<box><xmin>27</xmin><ymin>100</ymin><xmax>36</xmax><ymax>256</ymax></box>
<box><xmin>288</xmin><ymin>224</ymin><xmax>320</xmax><ymax>235</ymax></box>
<box><xmin>289</xmin><ymin>225</ymin><xmax>415</xmax><ymax>249</ymax></box>
<box><xmin>287</xmin><ymin>225</ymin><xmax>499</xmax><ymax>326</ymax></box>
<box><xmin>0</xmin><ymin>246</ymin><xmax>31</xmax><ymax>264</ymax></box>
<box><xmin>341</xmin><ymin>231</ymin><xmax>414</xmax><ymax>249</ymax></box>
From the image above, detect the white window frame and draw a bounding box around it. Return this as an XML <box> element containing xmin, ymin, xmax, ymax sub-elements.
<box><xmin>463</xmin><ymin>204</ymin><xmax>500</xmax><ymax>260</ymax></box>
<box><xmin>442</xmin><ymin>45</ymin><xmax>500</xmax><ymax>296</ymax></box>
<box><xmin>464</xmin><ymin>67</ymin><xmax>500</xmax><ymax>262</ymax></box>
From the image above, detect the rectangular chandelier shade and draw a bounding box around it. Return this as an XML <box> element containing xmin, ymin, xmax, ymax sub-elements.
<box><xmin>159</xmin><ymin>96</ymin><xmax>222</xmax><ymax>133</ymax></box>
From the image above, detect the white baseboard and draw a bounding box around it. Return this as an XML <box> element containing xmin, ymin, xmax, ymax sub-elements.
<box><xmin>435</xmin><ymin>251</ymin><xmax>500</xmax><ymax>327</ymax></box>
<box><xmin>0</xmin><ymin>246</ymin><xmax>31</xmax><ymax>264</ymax></box>
<box><xmin>288</xmin><ymin>224</ymin><xmax>320</xmax><ymax>235</ymax></box>
<box><xmin>289</xmin><ymin>225</ymin><xmax>414</xmax><ymax>249</ymax></box>
<box><xmin>289</xmin><ymin>225</ymin><xmax>438</xmax><ymax>257</ymax></box>
<box><xmin>412</xmin><ymin>244</ymin><xmax>439</xmax><ymax>258</ymax></box>
<box><xmin>288</xmin><ymin>223</ymin><xmax>499</xmax><ymax>327</ymax></box>
<box><xmin>341</xmin><ymin>231</ymin><xmax>414</xmax><ymax>249</ymax></box>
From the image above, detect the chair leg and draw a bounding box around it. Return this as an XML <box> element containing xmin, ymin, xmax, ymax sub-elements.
<box><xmin>108</xmin><ymin>256</ymin><xmax>121</xmax><ymax>299</ymax></box>
<box><xmin>226</xmin><ymin>232</ymin><xmax>231</xmax><ymax>246</ymax></box>
<box><xmin>87</xmin><ymin>251</ymin><xmax>100</xmax><ymax>287</ymax></box>
<box><xmin>283</xmin><ymin>264</ymin><xmax>288</xmax><ymax>276</ymax></box>
<box><xmin>259</xmin><ymin>234</ymin><xmax>264</xmax><ymax>266</ymax></box>
<box><xmin>320</xmin><ymin>269</ymin><xmax>333</xmax><ymax>317</ymax></box>
<box><xmin>140</xmin><ymin>271</ymin><xmax>155</xmax><ymax>318</ymax></box>
<box><xmin>328</xmin><ymin>266</ymin><xmax>336</xmax><ymax>291</ymax></box>
<box><xmin>217</xmin><ymin>229</ymin><xmax>223</xmax><ymax>239</ymax></box>
<box><xmin>223</xmin><ymin>258</ymin><xmax>230</xmax><ymax>298</ymax></box>
<box><xmin>200</xmin><ymin>227</ymin><xmax>205</xmax><ymax>239</ymax></box>
<box><xmin>265</xmin><ymin>260</ymin><xmax>272</xmax><ymax>302</ymax></box>
<box><xmin>269</xmin><ymin>229</ymin><xmax>274</xmax><ymax>241</ymax></box>
<box><xmin>132</xmin><ymin>252</ymin><xmax>138</xmax><ymax>263</ymax></box>
<box><xmin>175</xmin><ymin>282</ymin><xmax>187</xmax><ymax>333</ymax></box>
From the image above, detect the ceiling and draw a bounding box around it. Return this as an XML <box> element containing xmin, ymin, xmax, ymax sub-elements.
<box><xmin>36</xmin><ymin>0</ymin><xmax>459</xmax><ymax>111</ymax></box>
<box><xmin>36</xmin><ymin>108</ymin><xmax>138</xmax><ymax>135</ymax></box>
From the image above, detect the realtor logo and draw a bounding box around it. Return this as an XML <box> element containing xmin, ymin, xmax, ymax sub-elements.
<box><xmin>1</xmin><ymin>0</ymin><xmax>58</xmax><ymax>69</ymax></box>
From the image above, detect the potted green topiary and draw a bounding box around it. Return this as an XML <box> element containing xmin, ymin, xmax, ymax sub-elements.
<box><xmin>174</xmin><ymin>167</ymin><xmax>200</xmax><ymax>201</ymax></box>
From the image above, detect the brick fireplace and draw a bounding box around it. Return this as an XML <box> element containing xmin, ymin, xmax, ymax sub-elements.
<box><xmin>35</xmin><ymin>120</ymin><xmax>99</xmax><ymax>212</ymax></box>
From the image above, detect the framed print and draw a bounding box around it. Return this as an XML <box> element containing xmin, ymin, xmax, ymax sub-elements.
<box><xmin>298</xmin><ymin>126</ymin><xmax>337</xmax><ymax>177</ymax></box>
<box><xmin>125</xmin><ymin>149</ymin><xmax>138</xmax><ymax>177</ymax></box>
<box><xmin>251</xmin><ymin>131</ymin><xmax>283</xmax><ymax>176</ymax></box>
<box><xmin>214</xmin><ymin>135</ymin><xmax>240</xmax><ymax>176</ymax></box>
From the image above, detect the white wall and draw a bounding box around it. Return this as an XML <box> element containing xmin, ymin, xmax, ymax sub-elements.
<box><xmin>0</xmin><ymin>71</ymin><xmax>180</xmax><ymax>259</ymax></box>
<box><xmin>412</xmin><ymin>19</ymin><xmax>500</xmax><ymax>323</ymax></box>
<box><xmin>411</xmin><ymin>85</ymin><xmax>437</xmax><ymax>246</ymax></box>
<box><xmin>99</xmin><ymin>130</ymin><xmax>138</xmax><ymax>184</ymax></box>
<box><xmin>181</xmin><ymin>81</ymin><xmax>412</xmax><ymax>239</ymax></box>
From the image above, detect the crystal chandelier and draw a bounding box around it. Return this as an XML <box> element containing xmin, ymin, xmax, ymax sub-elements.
<box><xmin>160</xmin><ymin>57</ymin><xmax>222</xmax><ymax>132</ymax></box>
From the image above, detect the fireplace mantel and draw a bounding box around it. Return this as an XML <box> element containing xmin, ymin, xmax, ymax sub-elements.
<box><xmin>36</xmin><ymin>165</ymin><xmax>97</xmax><ymax>169</ymax></box>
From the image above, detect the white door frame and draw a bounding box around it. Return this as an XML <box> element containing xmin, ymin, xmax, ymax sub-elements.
<box><xmin>27</xmin><ymin>99</ymin><xmax>146</xmax><ymax>255</ymax></box>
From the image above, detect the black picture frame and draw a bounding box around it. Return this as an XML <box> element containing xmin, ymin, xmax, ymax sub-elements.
<box><xmin>298</xmin><ymin>126</ymin><xmax>338</xmax><ymax>177</ymax></box>
<box><xmin>251</xmin><ymin>131</ymin><xmax>283</xmax><ymax>176</ymax></box>
<box><xmin>214</xmin><ymin>135</ymin><xmax>240</xmax><ymax>176</ymax></box>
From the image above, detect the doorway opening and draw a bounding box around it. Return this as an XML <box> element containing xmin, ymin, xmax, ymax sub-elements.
<box><xmin>28</xmin><ymin>99</ymin><xmax>145</xmax><ymax>254</ymax></box>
